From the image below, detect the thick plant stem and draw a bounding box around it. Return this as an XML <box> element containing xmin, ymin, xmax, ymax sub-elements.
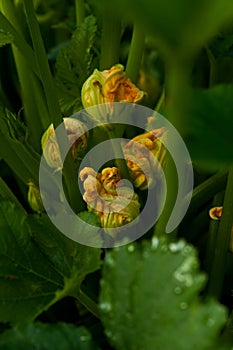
<box><xmin>207</xmin><ymin>168</ymin><xmax>233</xmax><ymax>299</ymax></box>
<box><xmin>99</xmin><ymin>10</ymin><xmax>121</xmax><ymax>70</ymax></box>
<box><xmin>0</xmin><ymin>0</ymin><xmax>46</xmax><ymax>152</ymax></box>
<box><xmin>126</xmin><ymin>22</ymin><xmax>145</xmax><ymax>83</ymax></box>
<box><xmin>154</xmin><ymin>58</ymin><xmax>191</xmax><ymax>236</ymax></box>
<box><xmin>75</xmin><ymin>0</ymin><xmax>85</xmax><ymax>26</ymax></box>
<box><xmin>23</xmin><ymin>0</ymin><xmax>83</xmax><ymax>212</ymax></box>
<box><xmin>75</xmin><ymin>289</ymin><xmax>100</xmax><ymax>319</ymax></box>
<box><xmin>107</xmin><ymin>129</ymin><xmax>130</xmax><ymax>180</ymax></box>
<box><xmin>204</xmin><ymin>191</ymin><xmax>224</xmax><ymax>276</ymax></box>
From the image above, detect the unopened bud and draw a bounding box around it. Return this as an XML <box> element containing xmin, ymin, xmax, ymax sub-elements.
<box><xmin>41</xmin><ymin>118</ymin><xmax>88</xmax><ymax>170</ymax></box>
<box><xmin>28</xmin><ymin>181</ymin><xmax>44</xmax><ymax>213</ymax></box>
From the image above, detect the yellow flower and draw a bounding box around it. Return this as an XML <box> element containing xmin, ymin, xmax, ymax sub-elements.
<box><xmin>123</xmin><ymin>128</ymin><xmax>166</xmax><ymax>190</ymax></box>
<box><xmin>41</xmin><ymin>118</ymin><xmax>88</xmax><ymax>170</ymax></box>
<box><xmin>79</xmin><ymin>166</ymin><xmax>140</xmax><ymax>232</ymax></box>
<box><xmin>81</xmin><ymin>64</ymin><xmax>145</xmax><ymax>123</ymax></box>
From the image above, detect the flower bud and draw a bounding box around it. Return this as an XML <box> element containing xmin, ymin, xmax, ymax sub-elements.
<box><xmin>81</xmin><ymin>64</ymin><xmax>145</xmax><ymax>124</ymax></box>
<box><xmin>28</xmin><ymin>181</ymin><xmax>44</xmax><ymax>213</ymax></box>
<box><xmin>79</xmin><ymin>166</ymin><xmax>140</xmax><ymax>232</ymax></box>
<box><xmin>41</xmin><ymin>118</ymin><xmax>88</xmax><ymax>170</ymax></box>
<box><xmin>123</xmin><ymin>128</ymin><xmax>166</xmax><ymax>190</ymax></box>
<box><xmin>209</xmin><ymin>206</ymin><xmax>223</xmax><ymax>220</ymax></box>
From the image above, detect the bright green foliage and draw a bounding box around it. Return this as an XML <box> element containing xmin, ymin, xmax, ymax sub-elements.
<box><xmin>0</xmin><ymin>30</ymin><xmax>13</xmax><ymax>47</ymax></box>
<box><xmin>99</xmin><ymin>237</ymin><xmax>227</xmax><ymax>350</ymax></box>
<box><xmin>0</xmin><ymin>202</ymin><xmax>101</xmax><ymax>324</ymax></box>
<box><xmin>56</xmin><ymin>15</ymin><xmax>98</xmax><ymax>115</ymax></box>
<box><xmin>0</xmin><ymin>322</ymin><xmax>100</xmax><ymax>350</ymax></box>
<box><xmin>187</xmin><ymin>84</ymin><xmax>233</xmax><ymax>167</ymax></box>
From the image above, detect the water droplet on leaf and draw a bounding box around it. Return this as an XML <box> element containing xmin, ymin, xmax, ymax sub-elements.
<box><xmin>179</xmin><ymin>302</ymin><xmax>188</xmax><ymax>310</ymax></box>
<box><xmin>174</xmin><ymin>286</ymin><xmax>182</xmax><ymax>295</ymax></box>
<box><xmin>99</xmin><ymin>302</ymin><xmax>112</xmax><ymax>313</ymax></box>
<box><xmin>127</xmin><ymin>244</ymin><xmax>135</xmax><ymax>253</ymax></box>
<box><xmin>151</xmin><ymin>236</ymin><xmax>159</xmax><ymax>250</ymax></box>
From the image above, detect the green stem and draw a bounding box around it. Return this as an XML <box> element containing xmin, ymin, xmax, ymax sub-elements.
<box><xmin>207</xmin><ymin>167</ymin><xmax>233</xmax><ymax>299</ymax></box>
<box><xmin>206</xmin><ymin>47</ymin><xmax>218</xmax><ymax>87</ymax></box>
<box><xmin>99</xmin><ymin>10</ymin><xmax>121</xmax><ymax>70</ymax></box>
<box><xmin>204</xmin><ymin>191</ymin><xmax>224</xmax><ymax>276</ymax></box>
<box><xmin>126</xmin><ymin>22</ymin><xmax>145</xmax><ymax>83</ymax></box>
<box><xmin>0</xmin><ymin>0</ymin><xmax>46</xmax><ymax>152</ymax></box>
<box><xmin>23</xmin><ymin>0</ymin><xmax>60</xmax><ymax>126</ymax></box>
<box><xmin>154</xmin><ymin>58</ymin><xmax>191</xmax><ymax>236</ymax></box>
<box><xmin>153</xmin><ymin>152</ymin><xmax>178</xmax><ymax>236</ymax></box>
<box><xmin>75</xmin><ymin>289</ymin><xmax>100</xmax><ymax>319</ymax></box>
<box><xmin>0</xmin><ymin>11</ymin><xmax>39</xmax><ymax>78</ymax></box>
<box><xmin>0</xmin><ymin>176</ymin><xmax>25</xmax><ymax>212</ymax></box>
<box><xmin>23</xmin><ymin>0</ymin><xmax>82</xmax><ymax>212</ymax></box>
<box><xmin>75</xmin><ymin>0</ymin><xmax>85</xmax><ymax>26</ymax></box>
<box><xmin>107</xmin><ymin>129</ymin><xmax>130</xmax><ymax>180</ymax></box>
<box><xmin>154</xmin><ymin>87</ymin><xmax>165</xmax><ymax>112</ymax></box>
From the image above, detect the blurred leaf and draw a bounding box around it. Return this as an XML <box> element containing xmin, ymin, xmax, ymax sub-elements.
<box><xmin>0</xmin><ymin>322</ymin><xmax>100</xmax><ymax>350</ymax></box>
<box><xmin>0</xmin><ymin>202</ymin><xmax>101</xmax><ymax>324</ymax></box>
<box><xmin>56</xmin><ymin>15</ymin><xmax>98</xmax><ymax>115</ymax></box>
<box><xmin>98</xmin><ymin>0</ymin><xmax>233</xmax><ymax>55</ymax></box>
<box><xmin>187</xmin><ymin>84</ymin><xmax>233</xmax><ymax>166</ymax></box>
<box><xmin>0</xmin><ymin>30</ymin><xmax>13</xmax><ymax>47</ymax></box>
<box><xmin>99</xmin><ymin>237</ymin><xmax>227</xmax><ymax>350</ymax></box>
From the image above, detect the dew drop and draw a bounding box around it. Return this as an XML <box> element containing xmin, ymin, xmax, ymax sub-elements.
<box><xmin>151</xmin><ymin>236</ymin><xmax>159</xmax><ymax>250</ymax></box>
<box><xmin>106</xmin><ymin>330</ymin><xmax>113</xmax><ymax>338</ymax></box>
<box><xmin>99</xmin><ymin>302</ymin><xmax>112</xmax><ymax>313</ymax></box>
<box><xmin>179</xmin><ymin>302</ymin><xmax>188</xmax><ymax>310</ymax></box>
<box><xmin>182</xmin><ymin>245</ymin><xmax>193</xmax><ymax>256</ymax></box>
<box><xmin>169</xmin><ymin>240</ymin><xmax>185</xmax><ymax>253</ymax></box>
<box><xmin>127</xmin><ymin>244</ymin><xmax>135</xmax><ymax>253</ymax></box>
<box><xmin>105</xmin><ymin>255</ymin><xmax>115</xmax><ymax>267</ymax></box>
<box><xmin>174</xmin><ymin>286</ymin><xmax>182</xmax><ymax>295</ymax></box>
<box><xmin>80</xmin><ymin>335</ymin><xmax>91</xmax><ymax>342</ymax></box>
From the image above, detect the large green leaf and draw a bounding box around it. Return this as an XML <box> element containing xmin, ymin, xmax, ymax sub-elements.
<box><xmin>0</xmin><ymin>322</ymin><xmax>100</xmax><ymax>350</ymax></box>
<box><xmin>55</xmin><ymin>15</ymin><xmax>98</xmax><ymax>115</ymax></box>
<box><xmin>0</xmin><ymin>202</ymin><xmax>101</xmax><ymax>324</ymax></box>
<box><xmin>186</xmin><ymin>84</ymin><xmax>233</xmax><ymax>167</ymax></box>
<box><xmin>99</xmin><ymin>0</ymin><xmax>233</xmax><ymax>55</ymax></box>
<box><xmin>99</xmin><ymin>237</ymin><xmax>227</xmax><ymax>350</ymax></box>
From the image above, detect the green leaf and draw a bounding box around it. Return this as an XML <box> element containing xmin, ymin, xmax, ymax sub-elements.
<box><xmin>0</xmin><ymin>202</ymin><xmax>101</xmax><ymax>324</ymax></box>
<box><xmin>0</xmin><ymin>30</ymin><xmax>13</xmax><ymax>47</ymax></box>
<box><xmin>0</xmin><ymin>322</ymin><xmax>100</xmax><ymax>350</ymax></box>
<box><xmin>99</xmin><ymin>237</ymin><xmax>227</xmax><ymax>350</ymax></box>
<box><xmin>186</xmin><ymin>84</ymin><xmax>233</xmax><ymax>167</ymax></box>
<box><xmin>55</xmin><ymin>15</ymin><xmax>98</xmax><ymax>116</ymax></box>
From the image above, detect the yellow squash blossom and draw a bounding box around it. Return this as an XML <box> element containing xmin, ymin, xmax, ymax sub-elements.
<box><xmin>81</xmin><ymin>64</ymin><xmax>145</xmax><ymax>123</ymax></box>
<box><xmin>79</xmin><ymin>166</ymin><xmax>140</xmax><ymax>232</ymax></box>
<box><xmin>123</xmin><ymin>128</ymin><xmax>166</xmax><ymax>190</ymax></box>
